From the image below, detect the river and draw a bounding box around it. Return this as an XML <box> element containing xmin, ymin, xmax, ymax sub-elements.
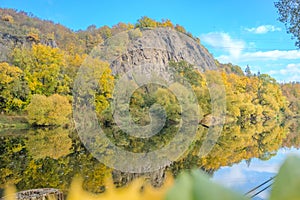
<box><xmin>0</xmin><ymin>118</ymin><xmax>299</xmax><ymax>198</ymax></box>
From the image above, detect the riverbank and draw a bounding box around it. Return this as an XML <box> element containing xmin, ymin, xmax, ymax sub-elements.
<box><xmin>0</xmin><ymin>114</ymin><xmax>29</xmax><ymax>129</ymax></box>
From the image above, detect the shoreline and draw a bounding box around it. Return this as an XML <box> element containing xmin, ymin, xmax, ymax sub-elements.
<box><xmin>0</xmin><ymin>114</ymin><xmax>29</xmax><ymax>129</ymax></box>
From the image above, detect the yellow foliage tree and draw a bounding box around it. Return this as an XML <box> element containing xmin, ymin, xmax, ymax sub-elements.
<box><xmin>26</xmin><ymin>94</ymin><xmax>71</xmax><ymax>126</ymax></box>
<box><xmin>12</xmin><ymin>44</ymin><xmax>70</xmax><ymax>96</ymax></box>
<box><xmin>0</xmin><ymin>62</ymin><xmax>28</xmax><ymax>112</ymax></box>
<box><xmin>136</xmin><ymin>16</ymin><xmax>157</xmax><ymax>28</ymax></box>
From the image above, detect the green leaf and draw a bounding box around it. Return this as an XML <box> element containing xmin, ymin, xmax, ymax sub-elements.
<box><xmin>270</xmin><ymin>155</ymin><xmax>300</xmax><ymax>200</ymax></box>
<box><xmin>165</xmin><ymin>170</ymin><xmax>249</xmax><ymax>200</ymax></box>
<box><xmin>165</xmin><ymin>172</ymin><xmax>193</xmax><ymax>200</ymax></box>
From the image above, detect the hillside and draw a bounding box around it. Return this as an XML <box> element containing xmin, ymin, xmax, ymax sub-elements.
<box><xmin>0</xmin><ymin>8</ymin><xmax>242</xmax><ymax>74</ymax></box>
<box><xmin>0</xmin><ymin>8</ymin><xmax>297</xmax><ymax>125</ymax></box>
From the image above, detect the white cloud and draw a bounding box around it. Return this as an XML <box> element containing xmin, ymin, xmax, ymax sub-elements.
<box><xmin>201</xmin><ymin>31</ymin><xmax>300</xmax><ymax>81</ymax></box>
<box><xmin>269</xmin><ymin>63</ymin><xmax>300</xmax><ymax>82</ymax></box>
<box><xmin>200</xmin><ymin>32</ymin><xmax>245</xmax><ymax>59</ymax></box>
<box><xmin>243</xmin><ymin>162</ymin><xmax>279</xmax><ymax>174</ymax></box>
<box><xmin>245</xmin><ymin>25</ymin><xmax>281</xmax><ymax>34</ymax></box>
<box><xmin>201</xmin><ymin>32</ymin><xmax>300</xmax><ymax>63</ymax></box>
<box><xmin>214</xmin><ymin>166</ymin><xmax>247</xmax><ymax>188</ymax></box>
<box><xmin>240</xmin><ymin>50</ymin><xmax>300</xmax><ymax>62</ymax></box>
<box><xmin>269</xmin><ymin>63</ymin><xmax>300</xmax><ymax>74</ymax></box>
<box><xmin>215</xmin><ymin>50</ymin><xmax>300</xmax><ymax>63</ymax></box>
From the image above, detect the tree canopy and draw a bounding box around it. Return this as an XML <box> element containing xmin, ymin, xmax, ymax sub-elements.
<box><xmin>275</xmin><ymin>0</ymin><xmax>300</xmax><ymax>48</ymax></box>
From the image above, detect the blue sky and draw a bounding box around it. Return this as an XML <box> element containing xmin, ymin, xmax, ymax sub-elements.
<box><xmin>1</xmin><ymin>0</ymin><xmax>299</xmax><ymax>82</ymax></box>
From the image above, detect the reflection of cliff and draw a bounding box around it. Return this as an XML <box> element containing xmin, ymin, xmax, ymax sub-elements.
<box><xmin>112</xmin><ymin>167</ymin><xmax>166</xmax><ymax>188</ymax></box>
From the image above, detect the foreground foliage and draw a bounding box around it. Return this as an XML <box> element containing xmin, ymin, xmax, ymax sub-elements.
<box><xmin>3</xmin><ymin>156</ymin><xmax>300</xmax><ymax>200</ymax></box>
<box><xmin>167</xmin><ymin>155</ymin><xmax>300</xmax><ymax>200</ymax></box>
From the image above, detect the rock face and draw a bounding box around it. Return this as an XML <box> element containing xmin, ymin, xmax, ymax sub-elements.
<box><xmin>104</xmin><ymin>28</ymin><xmax>217</xmax><ymax>75</ymax></box>
<box><xmin>98</xmin><ymin>28</ymin><xmax>220</xmax><ymax>183</ymax></box>
<box><xmin>0</xmin><ymin>31</ymin><xmax>57</xmax><ymax>62</ymax></box>
<box><xmin>0</xmin><ymin>32</ymin><xmax>22</xmax><ymax>62</ymax></box>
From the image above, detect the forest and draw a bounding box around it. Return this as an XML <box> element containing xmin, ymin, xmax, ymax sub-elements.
<box><xmin>0</xmin><ymin>8</ymin><xmax>299</xmax><ymax>128</ymax></box>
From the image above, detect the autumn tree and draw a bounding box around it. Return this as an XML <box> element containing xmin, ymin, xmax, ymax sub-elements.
<box><xmin>25</xmin><ymin>127</ymin><xmax>72</xmax><ymax>159</ymax></box>
<box><xmin>281</xmin><ymin>82</ymin><xmax>300</xmax><ymax>115</ymax></box>
<box><xmin>0</xmin><ymin>62</ymin><xmax>28</xmax><ymax>112</ymax></box>
<box><xmin>98</xmin><ymin>25</ymin><xmax>112</xmax><ymax>40</ymax></box>
<box><xmin>158</xmin><ymin>19</ymin><xmax>174</xmax><ymax>28</ymax></box>
<box><xmin>26</xmin><ymin>94</ymin><xmax>71</xmax><ymax>126</ymax></box>
<box><xmin>155</xmin><ymin>87</ymin><xmax>181</xmax><ymax>122</ymax></box>
<box><xmin>74</xmin><ymin>57</ymin><xmax>114</xmax><ymax>118</ymax></box>
<box><xmin>135</xmin><ymin>16</ymin><xmax>157</xmax><ymax>28</ymax></box>
<box><xmin>12</xmin><ymin>44</ymin><xmax>70</xmax><ymax>96</ymax></box>
<box><xmin>111</xmin><ymin>22</ymin><xmax>133</xmax><ymax>35</ymax></box>
<box><xmin>175</xmin><ymin>24</ymin><xmax>186</xmax><ymax>33</ymax></box>
<box><xmin>1</xmin><ymin>14</ymin><xmax>14</xmax><ymax>23</ymax></box>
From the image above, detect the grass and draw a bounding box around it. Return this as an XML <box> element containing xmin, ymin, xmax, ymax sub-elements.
<box><xmin>0</xmin><ymin>114</ymin><xmax>29</xmax><ymax>129</ymax></box>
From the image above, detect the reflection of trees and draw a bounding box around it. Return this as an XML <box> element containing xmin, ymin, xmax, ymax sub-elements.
<box><xmin>0</xmin><ymin>119</ymin><xmax>296</xmax><ymax>195</ymax></box>
<box><xmin>170</xmin><ymin>120</ymin><xmax>289</xmax><ymax>174</ymax></box>
<box><xmin>25</xmin><ymin>127</ymin><xmax>72</xmax><ymax>159</ymax></box>
<box><xmin>0</xmin><ymin>136</ymin><xmax>27</xmax><ymax>189</ymax></box>
<box><xmin>282</xmin><ymin>119</ymin><xmax>300</xmax><ymax>149</ymax></box>
<box><xmin>0</xmin><ymin>129</ymin><xmax>111</xmax><ymax>195</ymax></box>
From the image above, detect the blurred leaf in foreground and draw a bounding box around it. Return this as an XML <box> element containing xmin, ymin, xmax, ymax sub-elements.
<box><xmin>165</xmin><ymin>170</ymin><xmax>249</xmax><ymax>200</ymax></box>
<box><xmin>270</xmin><ymin>155</ymin><xmax>300</xmax><ymax>200</ymax></box>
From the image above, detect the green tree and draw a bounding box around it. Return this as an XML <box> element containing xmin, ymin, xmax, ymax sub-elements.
<box><xmin>275</xmin><ymin>0</ymin><xmax>300</xmax><ymax>48</ymax></box>
<box><xmin>244</xmin><ymin>65</ymin><xmax>251</xmax><ymax>77</ymax></box>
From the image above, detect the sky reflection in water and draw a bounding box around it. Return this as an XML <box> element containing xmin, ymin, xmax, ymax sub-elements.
<box><xmin>213</xmin><ymin>147</ymin><xmax>300</xmax><ymax>200</ymax></box>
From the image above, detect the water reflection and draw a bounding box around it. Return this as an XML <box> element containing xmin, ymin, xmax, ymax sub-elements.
<box><xmin>26</xmin><ymin>128</ymin><xmax>72</xmax><ymax>159</ymax></box>
<box><xmin>0</xmin><ymin>119</ymin><xmax>299</xmax><ymax>197</ymax></box>
<box><xmin>212</xmin><ymin>118</ymin><xmax>300</xmax><ymax>200</ymax></box>
<box><xmin>213</xmin><ymin>147</ymin><xmax>300</xmax><ymax>200</ymax></box>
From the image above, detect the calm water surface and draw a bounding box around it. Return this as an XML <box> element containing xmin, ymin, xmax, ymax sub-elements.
<box><xmin>213</xmin><ymin>147</ymin><xmax>300</xmax><ymax>200</ymax></box>
<box><xmin>0</xmin><ymin>119</ymin><xmax>299</xmax><ymax>198</ymax></box>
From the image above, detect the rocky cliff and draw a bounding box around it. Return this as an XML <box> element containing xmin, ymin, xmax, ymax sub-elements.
<box><xmin>0</xmin><ymin>31</ymin><xmax>58</xmax><ymax>62</ymax></box>
<box><xmin>97</xmin><ymin>27</ymin><xmax>218</xmax><ymax>75</ymax></box>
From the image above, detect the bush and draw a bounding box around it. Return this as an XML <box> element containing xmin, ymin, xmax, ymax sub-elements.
<box><xmin>26</xmin><ymin>94</ymin><xmax>71</xmax><ymax>126</ymax></box>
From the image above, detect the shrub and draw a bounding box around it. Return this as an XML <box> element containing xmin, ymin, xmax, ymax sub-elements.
<box><xmin>26</xmin><ymin>94</ymin><xmax>71</xmax><ymax>126</ymax></box>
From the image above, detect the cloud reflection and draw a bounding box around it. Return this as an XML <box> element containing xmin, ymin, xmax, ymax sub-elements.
<box><xmin>212</xmin><ymin>148</ymin><xmax>300</xmax><ymax>199</ymax></box>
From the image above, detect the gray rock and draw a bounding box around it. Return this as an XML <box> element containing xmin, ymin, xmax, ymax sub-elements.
<box><xmin>95</xmin><ymin>27</ymin><xmax>217</xmax><ymax>76</ymax></box>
